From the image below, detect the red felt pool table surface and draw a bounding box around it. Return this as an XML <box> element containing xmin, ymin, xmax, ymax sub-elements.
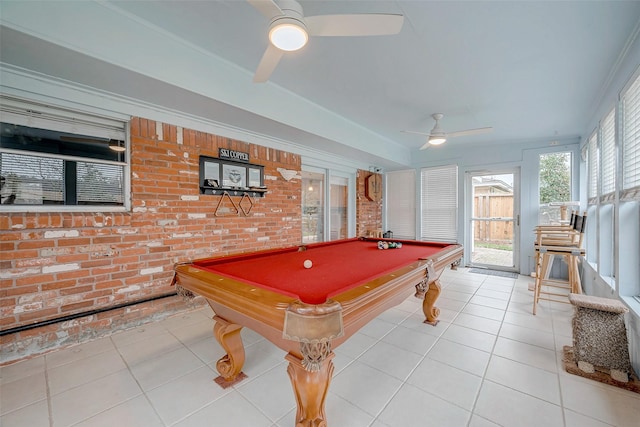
<box><xmin>192</xmin><ymin>238</ymin><xmax>452</xmax><ymax>304</ymax></box>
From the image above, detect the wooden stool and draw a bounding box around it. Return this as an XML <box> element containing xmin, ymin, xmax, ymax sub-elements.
<box><xmin>568</xmin><ymin>293</ymin><xmax>633</xmax><ymax>382</ymax></box>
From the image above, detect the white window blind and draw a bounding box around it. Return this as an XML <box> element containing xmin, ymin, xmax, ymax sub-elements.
<box><xmin>622</xmin><ymin>72</ymin><xmax>640</xmax><ymax>198</ymax></box>
<box><xmin>421</xmin><ymin>165</ymin><xmax>458</xmax><ymax>242</ymax></box>
<box><xmin>600</xmin><ymin>108</ymin><xmax>616</xmax><ymax>197</ymax></box>
<box><xmin>386</xmin><ymin>170</ymin><xmax>416</xmax><ymax>239</ymax></box>
<box><xmin>587</xmin><ymin>131</ymin><xmax>599</xmax><ymax>203</ymax></box>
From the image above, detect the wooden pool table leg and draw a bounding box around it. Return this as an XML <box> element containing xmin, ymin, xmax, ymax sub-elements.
<box><xmin>422</xmin><ymin>279</ymin><xmax>442</xmax><ymax>325</ymax></box>
<box><xmin>212</xmin><ymin>315</ymin><xmax>247</xmax><ymax>387</ymax></box>
<box><xmin>286</xmin><ymin>351</ymin><xmax>335</xmax><ymax>427</ymax></box>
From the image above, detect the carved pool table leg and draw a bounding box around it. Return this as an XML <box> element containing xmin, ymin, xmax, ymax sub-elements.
<box><xmin>286</xmin><ymin>352</ymin><xmax>335</xmax><ymax>427</ymax></box>
<box><xmin>212</xmin><ymin>315</ymin><xmax>247</xmax><ymax>387</ymax></box>
<box><xmin>416</xmin><ymin>279</ymin><xmax>441</xmax><ymax>326</ymax></box>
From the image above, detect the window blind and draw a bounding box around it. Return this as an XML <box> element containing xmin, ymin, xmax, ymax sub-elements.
<box><xmin>0</xmin><ymin>96</ymin><xmax>126</xmax><ymax>141</ymax></box>
<box><xmin>600</xmin><ymin>108</ymin><xmax>616</xmax><ymax>197</ymax></box>
<box><xmin>385</xmin><ymin>170</ymin><xmax>416</xmax><ymax>239</ymax></box>
<box><xmin>587</xmin><ymin>132</ymin><xmax>599</xmax><ymax>203</ymax></box>
<box><xmin>622</xmin><ymin>73</ymin><xmax>640</xmax><ymax>198</ymax></box>
<box><xmin>420</xmin><ymin>165</ymin><xmax>458</xmax><ymax>242</ymax></box>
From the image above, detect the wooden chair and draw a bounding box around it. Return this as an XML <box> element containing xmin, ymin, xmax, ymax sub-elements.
<box><xmin>532</xmin><ymin>213</ymin><xmax>587</xmax><ymax>315</ymax></box>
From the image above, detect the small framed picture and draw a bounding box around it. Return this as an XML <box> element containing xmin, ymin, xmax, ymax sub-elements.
<box><xmin>249</xmin><ymin>167</ymin><xmax>262</xmax><ymax>187</ymax></box>
<box><xmin>205</xmin><ymin>179</ymin><xmax>219</xmax><ymax>188</ymax></box>
<box><xmin>223</xmin><ymin>164</ymin><xmax>247</xmax><ymax>187</ymax></box>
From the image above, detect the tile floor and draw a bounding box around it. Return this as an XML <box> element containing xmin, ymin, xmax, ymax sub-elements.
<box><xmin>2</xmin><ymin>268</ymin><xmax>639</xmax><ymax>427</ymax></box>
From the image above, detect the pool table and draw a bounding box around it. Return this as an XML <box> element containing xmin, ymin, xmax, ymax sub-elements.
<box><xmin>173</xmin><ymin>237</ymin><xmax>462</xmax><ymax>426</ymax></box>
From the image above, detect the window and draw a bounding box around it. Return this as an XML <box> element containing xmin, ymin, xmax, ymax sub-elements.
<box><xmin>421</xmin><ymin>165</ymin><xmax>458</xmax><ymax>242</ymax></box>
<box><xmin>386</xmin><ymin>170</ymin><xmax>416</xmax><ymax>239</ymax></box>
<box><xmin>622</xmin><ymin>71</ymin><xmax>640</xmax><ymax>198</ymax></box>
<box><xmin>538</xmin><ymin>152</ymin><xmax>573</xmax><ymax>224</ymax></box>
<box><xmin>587</xmin><ymin>131</ymin><xmax>599</xmax><ymax>203</ymax></box>
<box><xmin>0</xmin><ymin>96</ymin><xmax>127</xmax><ymax>210</ymax></box>
<box><xmin>620</xmin><ymin>71</ymin><xmax>640</xmax><ymax>301</ymax></box>
<box><xmin>601</xmin><ymin>108</ymin><xmax>616</xmax><ymax>199</ymax></box>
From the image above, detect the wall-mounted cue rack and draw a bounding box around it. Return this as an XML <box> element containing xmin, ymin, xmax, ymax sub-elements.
<box><xmin>199</xmin><ymin>152</ymin><xmax>267</xmax><ymax>216</ymax></box>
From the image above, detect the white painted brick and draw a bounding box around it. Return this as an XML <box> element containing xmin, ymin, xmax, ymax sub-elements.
<box><xmin>180</xmin><ymin>195</ymin><xmax>199</xmax><ymax>201</ymax></box>
<box><xmin>157</xmin><ymin>219</ymin><xmax>178</xmax><ymax>226</ymax></box>
<box><xmin>156</xmin><ymin>121</ymin><xmax>163</xmax><ymax>140</ymax></box>
<box><xmin>0</xmin><ymin>267</ymin><xmax>41</xmax><ymax>279</ymax></box>
<box><xmin>116</xmin><ymin>285</ymin><xmax>141</xmax><ymax>293</ymax></box>
<box><xmin>133</xmin><ymin>207</ymin><xmax>148</xmax><ymax>213</ymax></box>
<box><xmin>140</xmin><ymin>267</ymin><xmax>163</xmax><ymax>275</ymax></box>
<box><xmin>167</xmin><ymin>150</ymin><xmax>177</xmax><ymax>157</ymax></box>
<box><xmin>44</xmin><ymin>230</ymin><xmax>79</xmax><ymax>239</ymax></box>
<box><xmin>244</xmin><ymin>228</ymin><xmax>258</xmax><ymax>233</ymax></box>
<box><xmin>177</xmin><ymin>126</ymin><xmax>183</xmax><ymax>144</ymax></box>
<box><xmin>116</xmin><ymin>228</ymin><xmax>139</xmax><ymax>234</ymax></box>
<box><xmin>172</xmin><ymin>232</ymin><xmax>193</xmax><ymax>238</ymax></box>
<box><xmin>257</xmin><ymin>236</ymin><xmax>270</xmax><ymax>242</ymax></box>
<box><xmin>42</xmin><ymin>263</ymin><xmax>80</xmax><ymax>274</ymax></box>
<box><xmin>187</xmin><ymin>213</ymin><xmax>207</xmax><ymax>219</ymax></box>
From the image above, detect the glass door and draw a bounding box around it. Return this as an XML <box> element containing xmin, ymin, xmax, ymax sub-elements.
<box><xmin>467</xmin><ymin>169</ymin><xmax>519</xmax><ymax>271</ymax></box>
<box><xmin>302</xmin><ymin>170</ymin><xmax>324</xmax><ymax>243</ymax></box>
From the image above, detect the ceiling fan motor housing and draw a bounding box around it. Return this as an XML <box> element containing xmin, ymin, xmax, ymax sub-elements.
<box><xmin>269</xmin><ymin>1</ymin><xmax>308</xmax><ymax>51</ymax></box>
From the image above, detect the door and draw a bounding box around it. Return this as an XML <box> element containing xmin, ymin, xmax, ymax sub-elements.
<box><xmin>466</xmin><ymin>169</ymin><xmax>519</xmax><ymax>271</ymax></box>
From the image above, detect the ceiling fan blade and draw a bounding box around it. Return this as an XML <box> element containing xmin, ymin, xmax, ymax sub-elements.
<box><xmin>446</xmin><ymin>127</ymin><xmax>493</xmax><ymax>138</ymax></box>
<box><xmin>253</xmin><ymin>44</ymin><xmax>285</xmax><ymax>83</ymax></box>
<box><xmin>247</xmin><ymin>0</ymin><xmax>283</xmax><ymax>18</ymax></box>
<box><xmin>419</xmin><ymin>141</ymin><xmax>432</xmax><ymax>150</ymax></box>
<box><xmin>401</xmin><ymin>130</ymin><xmax>430</xmax><ymax>137</ymax></box>
<box><xmin>306</xmin><ymin>14</ymin><xmax>404</xmax><ymax>37</ymax></box>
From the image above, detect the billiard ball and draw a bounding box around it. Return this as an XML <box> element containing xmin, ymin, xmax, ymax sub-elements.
<box><xmin>304</xmin><ymin>259</ymin><xmax>313</xmax><ymax>269</ymax></box>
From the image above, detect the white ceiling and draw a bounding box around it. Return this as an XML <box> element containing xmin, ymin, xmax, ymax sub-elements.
<box><xmin>1</xmin><ymin>1</ymin><xmax>639</xmax><ymax>169</ymax></box>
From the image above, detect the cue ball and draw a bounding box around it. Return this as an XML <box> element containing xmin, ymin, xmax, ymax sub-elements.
<box><xmin>304</xmin><ymin>259</ymin><xmax>313</xmax><ymax>269</ymax></box>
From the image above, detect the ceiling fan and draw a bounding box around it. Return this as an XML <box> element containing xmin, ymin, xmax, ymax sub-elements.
<box><xmin>404</xmin><ymin>113</ymin><xmax>493</xmax><ymax>150</ymax></box>
<box><xmin>248</xmin><ymin>0</ymin><xmax>404</xmax><ymax>82</ymax></box>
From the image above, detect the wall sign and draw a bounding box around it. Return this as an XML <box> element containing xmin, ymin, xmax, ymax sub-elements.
<box><xmin>219</xmin><ymin>148</ymin><xmax>249</xmax><ymax>163</ymax></box>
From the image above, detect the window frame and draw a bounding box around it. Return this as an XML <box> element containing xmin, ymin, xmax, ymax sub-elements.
<box><xmin>0</xmin><ymin>97</ymin><xmax>129</xmax><ymax>212</ymax></box>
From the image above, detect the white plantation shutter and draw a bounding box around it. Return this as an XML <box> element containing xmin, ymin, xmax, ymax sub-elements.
<box><xmin>587</xmin><ymin>131</ymin><xmax>599</xmax><ymax>203</ymax></box>
<box><xmin>386</xmin><ymin>170</ymin><xmax>416</xmax><ymax>239</ymax></box>
<box><xmin>421</xmin><ymin>165</ymin><xmax>458</xmax><ymax>242</ymax></box>
<box><xmin>622</xmin><ymin>72</ymin><xmax>640</xmax><ymax>199</ymax></box>
<box><xmin>600</xmin><ymin>108</ymin><xmax>616</xmax><ymax>198</ymax></box>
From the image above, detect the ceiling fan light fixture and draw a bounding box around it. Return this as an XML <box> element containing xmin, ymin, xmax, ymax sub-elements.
<box><xmin>109</xmin><ymin>140</ymin><xmax>126</xmax><ymax>152</ymax></box>
<box><xmin>269</xmin><ymin>18</ymin><xmax>308</xmax><ymax>51</ymax></box>
<box><xmin>428</xmin><ymin>135</ymin><xmax>447</xmax><ymax>145</ymax></box>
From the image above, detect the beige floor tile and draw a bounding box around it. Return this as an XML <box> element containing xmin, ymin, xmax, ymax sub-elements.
<box><xmin>474</xmin><ymin>380</ymin><xmax>564</xmax><ymax>427</ymax></box>
<box><xmin>0</xmin><ymin>398</ymin><xmax>49</xmax><ymax>427</ymax></box>
<box><xmin>453</xmin><ymin>312</ymin><xmax>502</xmax><ymax>335</ymax></box>
<box><xmin>74</xmin><ymin>395</ymin><xmax>163</xmax><ymax>427</ymax></box>
<box><xmin>492</xmin><ymin>336</ymin><xmax>558</xmax><ymax>372</ymax></box>
<box><xmin>485</xmin><ymin>355</ymin><xmax>561</xmax><ymax>404</ymax></box>
<box><xmin>358</xmin><ymin>340</ymin><xmax>423</xmax><ymax>381</ymax></box>
<box><xmin>0</xmin><ymin>372</ymin><xmax>46</xmax><ymax>415</ymax></box>
<box><xmin>173</xmin><ymin>390</ymin><xmax>272</xmax><ymax>427</ymax></box>
<box><xmin>129</xmin><ymin>346</ymin><xmax>204</xmax><ymax>391</ymax></box>
<box><xmin>0</xmin><ymin>356</ymin><xmax>45</xmax><ymax>385</ymax></box>
<box><xmin>378</xmin><ymin>383</ymin><xmax>471</xmax><ymax>426</ymax></box>
<box><xmin>441</xmin><ymin>324</ymin><xmax>497</xmax><ymax>352</ymax></box>
<box><xmin>407</xmin><ymin>358</ymin><xmax>482</xmax><ymax>410</ymax></box>
<box><xmin>499</xmin><ymin>322</ymin><xmax>556</xmax><ymax>350</ymax></box>
<box><xmin>48</xmin><ymin>348</ymin><xmax>127</xmax><ymax>395</ymax></box>
<box><xmin>45</xmin><ymin>336</ymin><xmax>115</xmax><ymax>369</ymax></box>
<box><xmin>427</xmin><ymin>338</ymin><xmax>491</xmax><ymax>376</ymax></box>
<box><xmin>50</xmin><ymin>369</ymin><xmax>141</xmax><ymax>426</ymax></box>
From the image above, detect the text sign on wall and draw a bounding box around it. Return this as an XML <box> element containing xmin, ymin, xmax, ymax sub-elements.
<box><xmin>219</xmin><ymin>148</ymin><xmax>249</xmax><ymax>163</ymax></box>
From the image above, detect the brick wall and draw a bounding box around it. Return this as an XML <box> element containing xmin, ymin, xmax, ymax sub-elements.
<box><xmin>1</xmin><ymin>118</ymin><xmax>383</xmax><ymax>364</ymax></box>
<box><xmin>356</xmin><ymin>170</ymin><xmax>383</xmax><ymax>237</ymax></box>
<box><xmin>0</xmin><ymin>117</ymin><xmax>303</xmax><ymax>363</ymax></box>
